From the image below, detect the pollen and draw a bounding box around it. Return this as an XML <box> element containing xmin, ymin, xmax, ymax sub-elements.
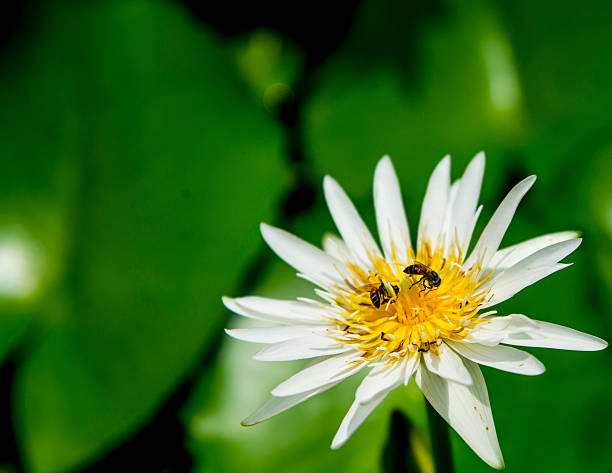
<box><xmin>328</xmin><ymin>242</ymin><xmax>491</xmax><ymax>362</ymax></box>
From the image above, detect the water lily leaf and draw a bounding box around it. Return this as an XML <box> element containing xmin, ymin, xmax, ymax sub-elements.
<box><xmin>305</xmin><ymin>0</ymin><xmax>525</xmax><ymax>212</ymax></box>
<box><xmin>5</xmin><ymin>2</ymin><xmax>284</xmax><ymax>472</ymax></box>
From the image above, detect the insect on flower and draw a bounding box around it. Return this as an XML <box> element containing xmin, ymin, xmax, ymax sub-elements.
<box><xmin>367</xmin><ymin>278</ymin><xmax>400</xmax><ymax>309</ymax></box>
<box><xmin>223</xmin><ymin>152</ymin><xmax>608</xmax><ymax>469</ymax></box>
<box><xmin>403</xmin><ymin>261</ymin><xmax>441</xmax><ymax>292</ymax></box>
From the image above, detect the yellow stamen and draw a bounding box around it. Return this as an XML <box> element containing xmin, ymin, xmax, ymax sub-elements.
<box><xmin>330</xmin><ymin>242</ymin><xmax>491</xmax><ymax>362</ymax></box>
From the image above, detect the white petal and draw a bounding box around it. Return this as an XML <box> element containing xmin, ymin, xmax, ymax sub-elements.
<box><xmin>479</xmin><ymin>239</ymin><xmax>581</xmax><ymax>308</ymax></box>
<box><xmin>450</xmin><ymin>152</ymin><xmax>485</xmax><ymax>255</ymax></box>
<box><xmin>462</xmin><ymin>204</ymin><xmax>483</xmax><ymax>262</ymax></box>
<box><xmin>423</xmin><ymin>342</ymin><xmax>472</xmax><ymax>385</ymax></box>
<box><xmin>260</xmin><ymin>223</ymin><xmax>344</xmax><ymax>286</ymax></box>
<box><xmin>271</xmin><ymin>351</ymin><xmax>365</xmax><ymax>397</ymax></box>
<box><xmin>415</xmin><ymin>359</ymin><xmax>504</xmax><ymax>469</ymax></box>
<box><xmin>322</xmin><ymin>233</ymin><xmax>352</xmax><ymax>262</ymax></box>
<box><xmin>403</xmin><ymin>351</ymin><xmax>421</xmax><ymax>385</ymax></box>
<box><xmin>241</xmin><ymin>380</ymin><xmax>341</xmax><ymax>426</ymax></box>
<box><xmin>355</xmin><ymin>357</ymin><xmax>405</xmax><ymax>405</ymax></box>
<box><xmin>323</xmin><ymin>175</ymin><xmax>382</xmax><ymax>268</ymax></box>
<box><xmin>442</xmin><ymin>180</ymin><xmax>461</xmax><ymax>257</ymax></box>
<box><xmin>447</xmin><ymin>340</ymin><xmax>545</xmax><ymax>375</ymax></box>
<box><xmin>418</xmin><ymin>155</ymin><xmax>451</xmax><ymax>253</ymax></box>
<box><xmin>225</xmin><ymin>326</ymin><xmax>315</xmax><ymax>343</ymax></box>
<box><xmin>506</xmin><ymin>320</ymin><xmax>608</xmax><ymax>351</ymax></box>
<box><xmin>465</xmin><ymin>175</ymin><xmax>536</xmax><ymax>271</ymax></box>
<box><xmin>470</xmin><ymin>314</ymin><xmax>608</xmax><ymax>351</ymax></box>
<box><xmin>253</xmin><ymin>335</ymin><xmax>349</xmax><ymax>361</ymax></box>
<box><xmin>487</xmin><ymin>231</ymin><xmax>580</xmax><ymax>272</ymax></box>
<box><xmin>465</xmin><ymin>314</ymin><xmax>539</xmax><ymax>345</ymax></box>
<box><xmin>374</xmin><ymin>156</ymin><xmax>411</xmax><ymax>263</ymax></box>
<box><xmin>331</xmin><ymin>384</ymin><xmax>394</xmax><ymax>449</ymax></box>
<box><xmin>223</xmin><ymin>296</ymin><xmax>328</xmax><ymax>325</ymax></box>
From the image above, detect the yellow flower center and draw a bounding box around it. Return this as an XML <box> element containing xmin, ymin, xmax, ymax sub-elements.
<box><xmin>329</xmin><ymin>242</ymin><xmax>491</xmax><ymax>361</ymax></box>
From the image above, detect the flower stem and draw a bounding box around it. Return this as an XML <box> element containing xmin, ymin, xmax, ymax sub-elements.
<box><xmin>382</xmin><ymin>410</ymin><xmax>421</xmax><ymax>473</ymax></box>
<box><xmin>425</xmin><ymin>400</ymin><xmax>455</xmax><ymax>473</ymax></box>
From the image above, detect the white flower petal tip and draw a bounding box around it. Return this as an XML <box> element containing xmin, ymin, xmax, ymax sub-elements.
<box><xmin>418</xmin><ymin>155</ymin><xmax>451</xmax><ymax>249</ymax></box>
<box><xmin>259</xmin><ymin>222</ymin><xmax>344</xmax><ymax>287</ymax></box>
<box><xmin>241</xmin><ymin>380</ymin><xmax>342</xmax><ymax>426</ymax></box>
<box><xmin>322</xmin><ymin>233</ymin><xmax>351</xmax><ymax>262</ymax></box>
<box><xmin>374</xmin><ymin>155</ymin><xmax>411</xmax><ymax>262</ymax></box>
<box><xmin>331</xmin><ymin>385</ymin><xmax>393</xmax><ymax>450</ymax></box>
<box><xmin>416</xmin><ymin>361</ymin><xmax>505</xmax><ymax>470</ymax></box>
<box><xmin>595</xmin><ymin>339</ymin><xmax>608</xmax><ymax>350</ymax></box>
<box><xmin>226</xmin><ymin>326</ymin><xmax>318</xmax><ymax>344</ymax></box>
<box><xmin>222</xmin><ymin>295</ymin><xmax>328</xmax><ymax>325</ymax></box>
<box><xmin>523</xmin><ymin>321</ymin><xmax>608</xmax><ymax>352</ymax></box>
<box><xmin>468</xmin><ymin>314</ymin><xmax>608</xmax><ymax>351</ymax></box>
<box><xmin>479</xmin><ymin>236</ymin><xmax>582</xmax><ymax>309</ymax></box>
<box><xmin>374</xmin><ymin>155</ymin><xmax>393</xmax><ymax>173</ymax></box>
<box><xmin>323</xmin><ymin>175</ymin><xmax>382</xmax><ymax>266</ymax></box>
<box><xmin>488</xmin><ymin>230</ymin><xmax>581</xmax><ymax>271</ymax></box>
<box><xmin>222</xmin><ymin>296</ymin><xmax>240</xmax><ymax>313</ymax></box>
<box><xmin>466</xmin><ymin>175</ymin><xmax>536</xmax><ymax>270</ymax></box>
<box><xmin>443</xmin><ymin>151</ymin><xmax>486</xmax><ymax>258</ymax></box>
<box><xmin>252</xmin><ymin>336</ymin><xmax>348</xmax><ymax>361</ymax></box>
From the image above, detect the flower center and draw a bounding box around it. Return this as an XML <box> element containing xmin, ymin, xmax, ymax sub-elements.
<box><xmin>330</xmin><ymin>245</ymin><xmax>491</xmax><ymax>361</ymax></box>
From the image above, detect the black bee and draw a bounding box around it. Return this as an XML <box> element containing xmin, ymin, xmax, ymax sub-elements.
<box><xmin>403</xmin><ymin>261</ymin><xmax>441</xmax><ymax>292</ymax></box>
<box><xmin>369</xmin><ymin>281</ymin><xmax>400</xmax><ymax>309</ymax></box>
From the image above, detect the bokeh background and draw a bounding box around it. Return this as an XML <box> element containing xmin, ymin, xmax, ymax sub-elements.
<box><xmin>0</xmin><ymin>0</ymin><xmax>611</xmax><ymax>472</ymax></box>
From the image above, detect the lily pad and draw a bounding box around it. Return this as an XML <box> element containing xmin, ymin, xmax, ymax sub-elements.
<box><xmin>2</xmin><ymin>1</ymin><xmax>284</xmax><ymax>472</ymax></box>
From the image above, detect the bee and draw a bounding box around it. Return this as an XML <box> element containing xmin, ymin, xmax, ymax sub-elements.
<box><xmin>369</xmin><ymin>280</ymin><xmax>400</xmax><ymax>309</ymax></box>
<box><xmin>403</xmin><ymin>261</ymin><xmax>441</xmax><ymax>292</ymax></box>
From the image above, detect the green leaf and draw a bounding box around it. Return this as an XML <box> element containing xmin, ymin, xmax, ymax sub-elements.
<box><xmin>233</xmin><ymin>29</ymin><xmax>302</xmax><ymax>112</ymax></box>
<box><xmin>3</xmin><ymin>1</ymin><xmax>284</xmax><ymax>472</ymax></box>
<box><xmin>305</xmin><ymin>0</ymin><xmax>525</xmax><ymax>211</ymax></box>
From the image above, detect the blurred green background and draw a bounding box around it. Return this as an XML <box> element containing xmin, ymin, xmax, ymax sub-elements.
<box><xmin>0</xmin><ymin>0</ymin><xmax>610</xmax><ymax>472</ymax></box>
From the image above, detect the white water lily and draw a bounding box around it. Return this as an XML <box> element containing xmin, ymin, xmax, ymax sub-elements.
<box><xmin>223</xmin><ymin>153</ymin><xmax>607</xmax><ymax>469</ymax></box>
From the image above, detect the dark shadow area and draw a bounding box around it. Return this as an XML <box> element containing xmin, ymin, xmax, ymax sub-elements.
<box><xmin>0</xmin><ymin>358</ymin><xmax>23</xmax><ymax>472</ymax></box>
<box><xmin>382</xmin><ymin>410</ymin><xmax>423</xmax><ymax>473</ymax></box>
